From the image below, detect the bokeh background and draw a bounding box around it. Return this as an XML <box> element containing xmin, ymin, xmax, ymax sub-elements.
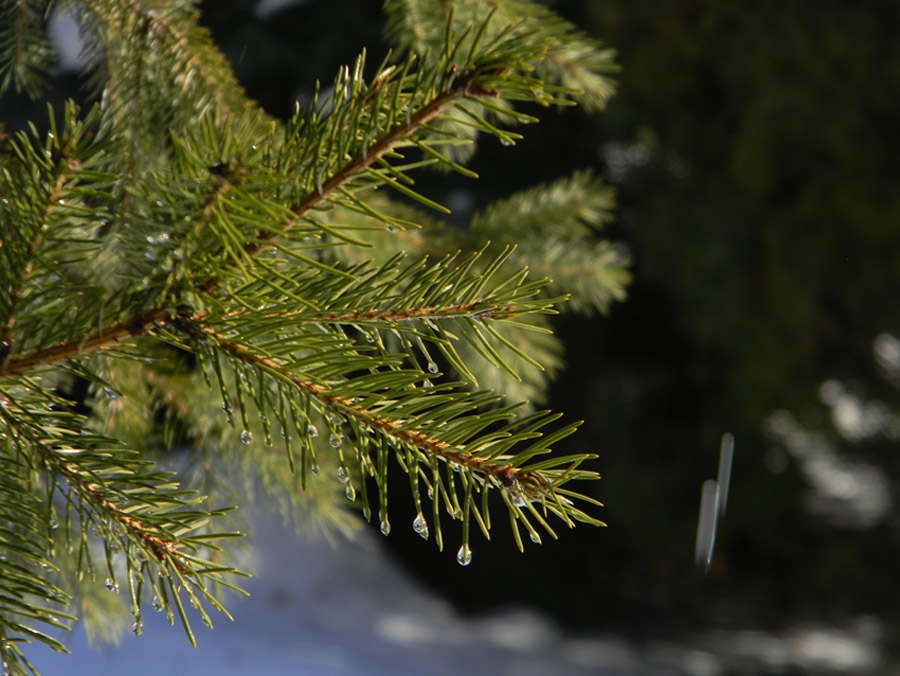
<box><xmin>14</xmin><ymin>0</ymin><xmax>900</xmax><ymax>673</ymax></box>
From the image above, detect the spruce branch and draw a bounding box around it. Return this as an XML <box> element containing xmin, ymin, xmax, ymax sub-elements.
<box><xmin>0</xmin><ymin>3</ymin><xmax>625</xmax><ymax>670</ymax></box>
<box><xmin>0</xmin><ymin>0</ymin><xmax>53</xmax><ymax>98</ymax></box>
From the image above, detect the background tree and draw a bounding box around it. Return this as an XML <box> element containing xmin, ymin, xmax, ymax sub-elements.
<box><xmin>0</xmin><ymin>0</ymin><xmax>628</xmax><ymax>673</ymax></box>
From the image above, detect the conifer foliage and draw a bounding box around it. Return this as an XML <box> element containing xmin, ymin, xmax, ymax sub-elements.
<box><xmin>0</xmin><ymin>1</ymin><xmax>627</xmax><ymax>672</ymax></box>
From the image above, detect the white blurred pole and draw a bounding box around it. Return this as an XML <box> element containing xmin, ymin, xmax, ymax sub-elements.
<box><xmin>694</xmin><ymin>434</ymin><xmax>735</xmax><ymax>573</ymax></box>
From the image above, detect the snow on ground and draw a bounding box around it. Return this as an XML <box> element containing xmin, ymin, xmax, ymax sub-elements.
<box><xmin>29</xmin><ymin>514</ymin><xmax>649</xmax><ymax>676</ymax></box>
<box><xmin>28</xmin><ymin>513</ymin><xmax>882</xmax><ymax>676</ymax></box>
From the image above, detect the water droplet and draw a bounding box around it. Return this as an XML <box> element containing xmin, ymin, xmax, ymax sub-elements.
<box><xmin>145</xmin><ymin>250</ymin><xmax>157</xmax><ymax>261</ymax></box>
<box><xmin>158</xmin><ymin>233</ymin><xmax>169</xmax><ymax>243</ymax></box>
<box><xmin>456</xmin><ymin>544</ymin><xmax>472</xmax><ymax>566</ymax></box>
<box><xmin>132</xmin><ymin>620</ymin><xmax>143</xmax><ymax>636</ymax></box>
<box><xmin>202</xmin><ymin>615</ymin><xmax>213</xmax><ymax>628</ymax></box>
<box><xmin>427</xmin><ymin>488</ymin><xmax>434</xmax><ymax>500</ymax></box>
<box><xmin>146</xmin><ymin>235</ymin><xmax>158</xmax><ymax>245</ymax></box>
<box><xmin>530</xmin><ymin>531</ymin><xmax>542</xmax><ymax>544</ymax></box>
<box><xmin>240</xmin><ymin>430</ymin><xmax>252</xmax><ymax>444</ymax></box>
<box><xmin>221</xmin><ymin>401</ymin><xmax>233</xmax><ymax>413</ymax></box>
<box><xmin>387</xmin><ymin>224</ymin><xmax>397</xmax><ymax>233</ymax></box>
<box><xmin>103</xmin><ymin>387</ymin><xmax>117</xmax><ymax>399</ymax></box>
<box><xmin>105</xmin><ymin>578</ymin><xmax>118</xmax><ymax>592</ymax></box>
<box><xmin>512</xmin><ymin>494</ymin><xmax>526</xmax><ymax>508</ymax></box>
<box><xmin>310</xmin><ymin>463</ymin><xmax>319</xmax><ymax>475</ymax></box>
<box><xmin>380</xmin><ymin>519</ymin><xmax>391</xmax><ymax>535</ymax></box>
<box><xmin>240</xmin><ymin>372</ymin><xmax>249</xmax><ymax>386</ymax></box>
<box><xmin>500</xmin><ymin>138</ymin><xmax>512</xmax><ymax>146</ymax></box>
<box><xmin>152</xmin><ymin>598</ymin><xmax>162</xmax><ymax>612</ymax></box>
<box><xmin>366</xmin><ymin>333</ymin><xmax>375</xmax><ymax>343</ymax></box>
<box><xmin>345</xmin><ymin>484</ymin><xmax>356</xmax><ymax>501</ymax></box>
<box><xmin>329</xmin><ymin>433</ymin><xmax>342</xmax><ymax>448</ymax></box>
<box><xmin>413</xmin><ymin>515</ymin><xmax>429</xmax><ymax>539</ymax></box>
<box><xmin>50</xmin><ymin>516</ymin><xmax>58</xmax><ymax>530</ymax></box>
<box><xmin>337</xmin><ymin>467</ymin><xmax>350</xmax><ymax>483</ymax></box>
<box><xmin>451</xmin><ymin>462</ymin><xmax>460</xmax><ymax>473</ymax></box>
<box><xmin>427</xmin><ymin>362</ymin><xmax>438</xmax><ymax>374</ymax></box>
<box><xmin>308</xmin><ymin>425</ymin><xmax>318</xmax><ymax>438</ymax></box>
<box><xmin>189</xmin><ymin>597</ymin><xmax>199</xmax><ymax>609</ymax></box>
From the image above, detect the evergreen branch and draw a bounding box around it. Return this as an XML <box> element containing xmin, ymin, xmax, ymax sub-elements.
<box><xmin>233</xmin><ymin>88</ymin><xmax>465</xmax><ymax>268</ymax></box>
<box><xmin>82</xmin><ymin>0</ymin><xmax>263</xmax><ymax>123</ymax></box>
<box><xmin>383</xmin><ymin>0</ymin><xmax>617</xmax><ymax>110</ymax></box>
<box><xmin>0</xmin><ymin>309</ymin><xmax>161</xmax><ymax>377</ymax></box>
<box><xmin>188</xmin><ymin>321</ymin><xmax>555</xmax><ymax>496</ymax></box>
<box><xmin>0</xmin><ymin>381</ymin><xmax>242</xmax><ymax>651</ymax></box>
<box><xmin>0</xmin><ymin>0</ymin><xmax>53</xmax><ymax>98</ymax></box>
<box><xmin>215</xmin><ymin>301</ymin><xmax>516</xmax><ymax>326</ymax></box>
<box><xmin>0</xmin><ymin>153</ymin><xmax>79</xmax><ymax>346</ymax></box>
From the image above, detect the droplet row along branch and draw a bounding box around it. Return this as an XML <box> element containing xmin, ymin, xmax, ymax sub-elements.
<box><xmin>189</xmin><ymin>321</ymin><xmax>548</xmax><ymax>494</ymax></box>
<box><xmin>0</xmin><ymin>403</ymin><xmax>195</xmax><ymax>575</ymax></box>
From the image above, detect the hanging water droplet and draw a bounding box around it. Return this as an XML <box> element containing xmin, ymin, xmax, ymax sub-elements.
<box><xmin>202</xmin><ymin>615</ymin><xmax>213</xmax><ymax>629</ymax></box>
<box><xmin>427</xmin><ymin>362</ymin><xmax>438</xmax><ymax>374</ymax></box>
<box><xmin>529</xmin><ymin>531</ymin><xmax>542</xmax><ymax>544</ymax></box>
<box><xmin>427</xmin><ymin>488</ymin><xmax>434</xmax><ymax>500</ymax></box>
<box><xmin>240</xmin><ymin>430</ymin><xmax>252</xmax><ymax>444</ymax></box>
<box><xmin>413</xmin><ymin>515</ymin><xmax>429</xmax><ymax>539</ymax></box>
<box><xmin>423</xmin><ymin>379</ymin><xmax>432</xmax><ymax>388</ymax></box>
<box><xmin>49</xmin><ymin>516</ymin><xmax>58</xmax><ymax>530</ymax></box>
<box><xmin>512</xmin><ymin>494</ymin><xmax>526</xmax><ymax>508</ymax></box>
<box><xmin>132</xmin><ymin>620</ymin><xmax>143</xmax><ymax>636</ymax></box>
<box><xmin>222</xmin><ymin>401</ymin><xmax>233</xmax><ymax>413</ymax></box>
<box><xmin>366</xmin><ymin>333</ymin><xmax>376</xmax><ymax>343</ymax></box>
<box><xmin>387</xmin><ymin>224</ymin><xmax>397</xmax><ymax>233</ymax></box>
<box><xmin>103</xmin><ymin>387</ymin><xmax>117</xmax><ymax>399</ymax></box>
<box><xmin>152</xmin><ymin>598</ymin><xmax>162</xmax><ymax>612</ymax></box>
<box><xmin>308</xmin><ymin>424</ymin><xmax>318</xmax><ymax>438</ymax></box>
<box><xmin>240</xmin><ymin>372</ymin><xmax>249</xmax><ymax>386</ymax></box>
<box><xmin>337</xmin><ymin>467</ymin><xmax>350</xmax><ymax>483</ymax></box>
<box><xmin>456</xmin><ymin>544</ymin><xmax>472</xmax><ymax>566</ymax></box>
<box><xmin>380</xmin><ymin>519</ymin><xmax>391</xmax><ymax>536</ymax></box>
<box><xmin>345</xmin><ymin>484</ymin><xmax>356</xmax><ymax>501</ymax></box>
<box><xmin>310</xmin><ymin>463</ymin><xmax>319</xmax><ymax>475</ymax></box>
<box><xmin>189</xmin><ymin>597</ymin><xmax>199</xmax><ymax>609</ymax></box>
<box><xmin>329</xmin><ymin>433</ymin><xmax>342</xmax><ymax>448</ymax></box>
<box><xmin>500</xmin><ymin>138</ymin><xmax>512</xmax><ymax>146</ymax></box>
<box><xmin>146</xmin><ymin>235</ymin><xmax>158</xmax><ymax>245</ymax></box>
<box><xmin>451</xmin><ymin>462</ymin><xmax>460</xmax><ymax>473</ymax></box>
<box><xmin>105</xmin><ymin>578</ymin><xmax>118</xmax><ymax>592</ymax></box>
<box><xmin>158</xmin><ymin>232</ymin><xmax>169</xmax><ymax>243</ymax></box>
